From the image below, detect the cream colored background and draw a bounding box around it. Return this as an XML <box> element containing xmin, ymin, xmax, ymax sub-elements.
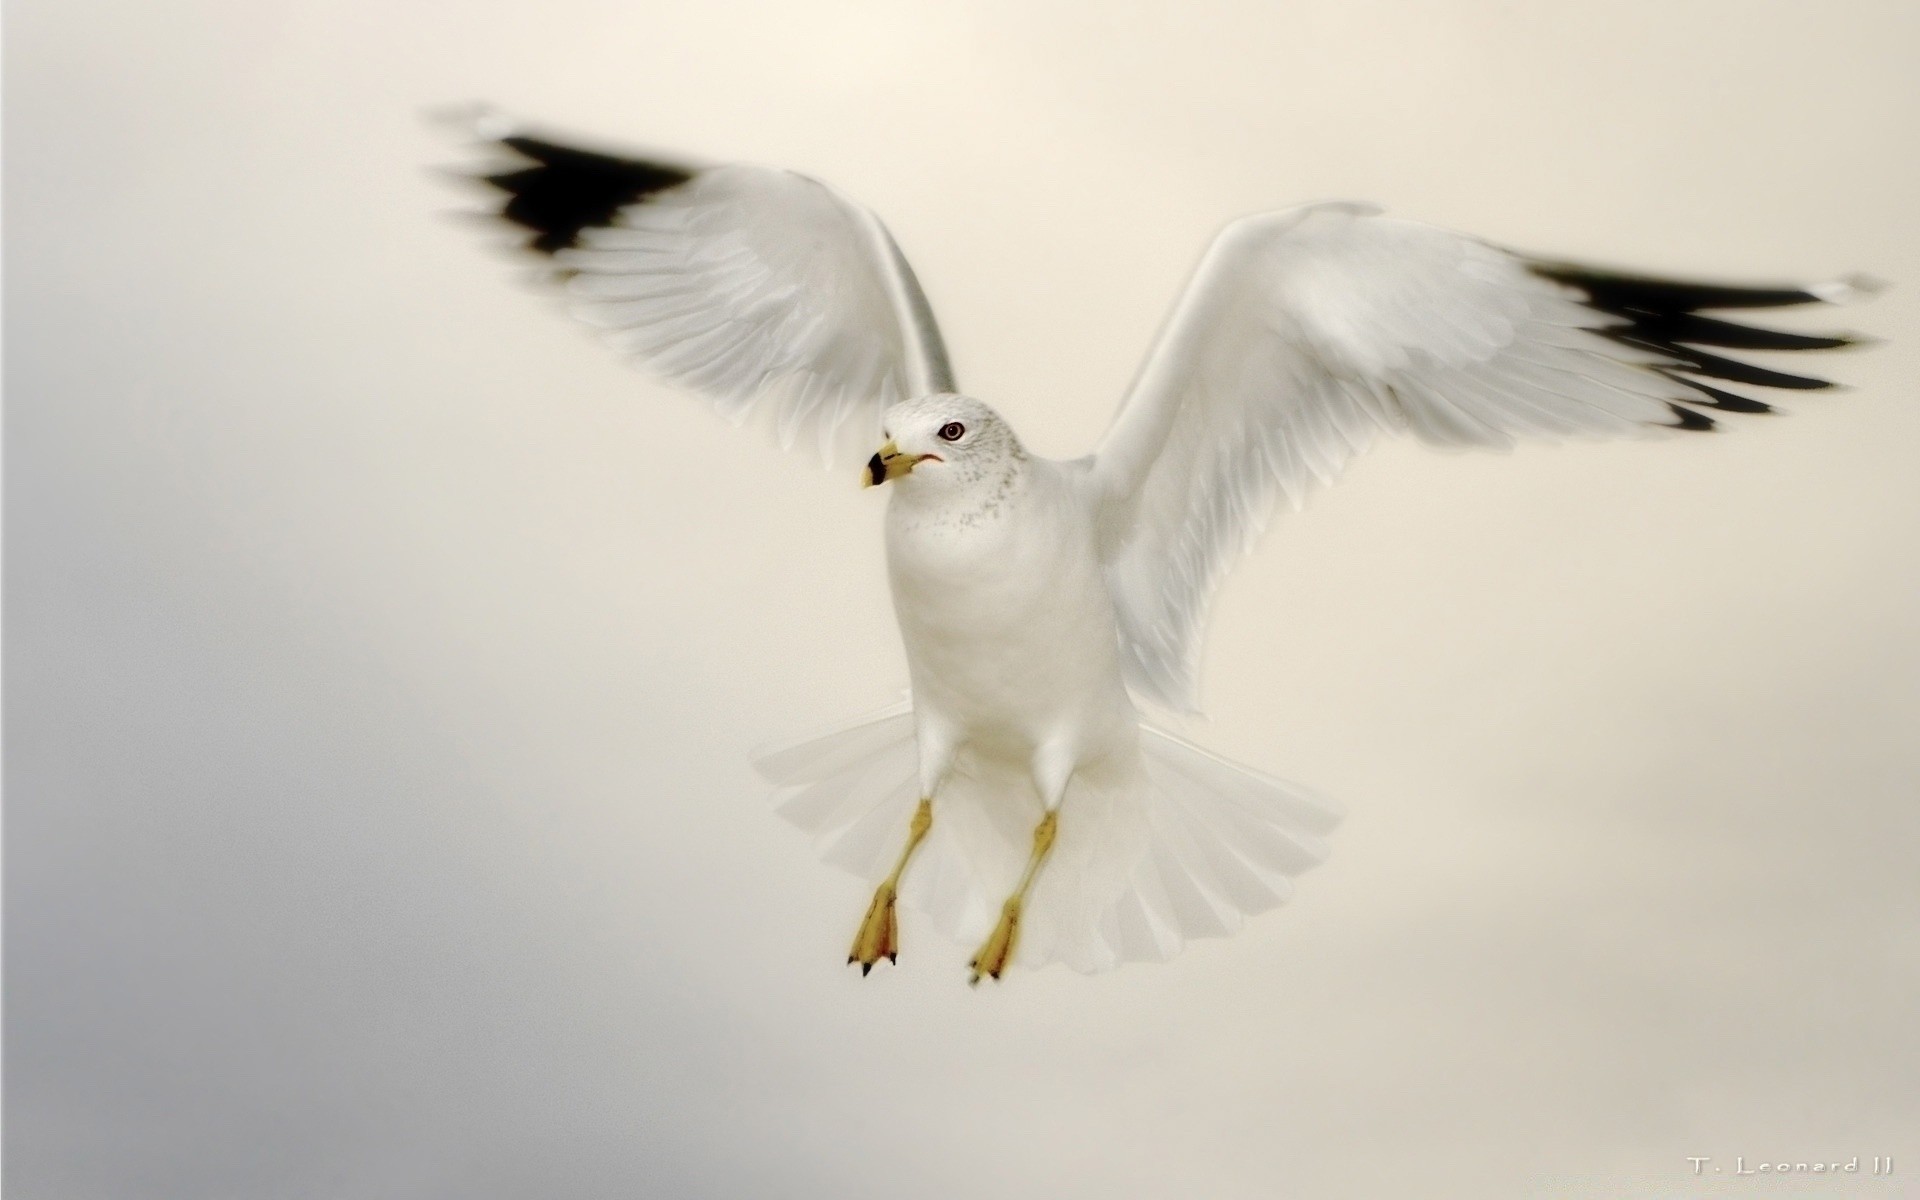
<box><xmin>7</xmin><ymin>2</ymin><xmax>1917</xmax><ymax>1197</ymax></box>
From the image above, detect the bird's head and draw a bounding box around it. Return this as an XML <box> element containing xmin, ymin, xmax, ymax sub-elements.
<box><xmin>863</xmin><ymin>394</ymin><xmax>1023</xmax><ymax>493</ymax></box>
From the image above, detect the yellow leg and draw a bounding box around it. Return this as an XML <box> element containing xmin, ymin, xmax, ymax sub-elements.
<box><xmin>848</xmin><ymin>798</ymin><xmax>932</xmax><ymax>975</ymax></box>
<box><xmin>969</xmin><ymin>809</ymin><xmax>1059</xmax><ymax>985</ymax></box>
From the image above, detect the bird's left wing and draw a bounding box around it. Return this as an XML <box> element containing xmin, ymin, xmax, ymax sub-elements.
<box><xmin>445</xmin><ymin>109</ymin><xmax>954</xmax><ymax>463</ymax></box>
<box><xmin>1090</xmin><ymin>202</ymin><xmax>1872</xmax><ymax>713</ymax></box>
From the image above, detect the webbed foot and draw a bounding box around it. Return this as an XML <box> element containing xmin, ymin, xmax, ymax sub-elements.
<box><xmin>848</xmin><ymin>881</ymin><xmax>900</xmax><ymax>975</ymax></box>
<box><xmin>968</xmin><ymin>896</ymin><xmax>1022</xmax><ymax>985</ymax></box>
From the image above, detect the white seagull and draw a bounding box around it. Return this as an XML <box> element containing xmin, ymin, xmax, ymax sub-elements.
<box><xmin>443</xmin><ymin>110</ymin><xmax>1874</xmax><ymax>981</ymax></box>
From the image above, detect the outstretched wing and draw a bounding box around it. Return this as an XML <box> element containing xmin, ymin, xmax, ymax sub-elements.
<box><xmin>1091</xmin><ymin>202</ymin><xmax>1873</xmax><ymax>713</ymax></box>
<box><xmin>444</xmin><ymin>108</ymin><xmax>955</xmax><ymax>463</ymax></box>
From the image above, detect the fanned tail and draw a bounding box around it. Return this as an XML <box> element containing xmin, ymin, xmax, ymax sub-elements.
<box><xmin>754</xmin><ymin>701</ymin><xmax>1000</xmax><ymax>945</ymax></box>
<box><xmin>1096</xmin><ymin>725</ymin><xmax>1343</xmax><ymax>964</ymax></box>
<box><xmin>755</xmin><ymin>704</ymin><xmax>1343</xmax><ymax>973</ymax></box>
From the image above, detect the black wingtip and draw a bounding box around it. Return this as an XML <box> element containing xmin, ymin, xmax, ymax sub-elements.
<box><xmin>474</xmin><ymin>134</ymin><xmax>696</xmax><ymax>256</ymax></box>
<box><xmin>1670</xmin><ymin>345</ymin><xmax>1837</xmax><ymax>392</ymax></box>
<box><xmin>1668</xmin><ymin>376</ymin><xmax>1774</xmax><ymax>414</ymax></box>
<box><xmin>1530</xmin><ymin>262</ymin><xmax>1829</xmax><ymax>311</ymax></box>
<box><xmin>1609</xmin><ymin>312</ymin><xmax>1855</xmax><ymax>353</ymax></box>
<box><xmin>1666</xmin><ymin>402</ymin><xmax>1717</xmax><ymax>432</ymax></box>
<box><xmin>1529</xmin><ymin>258</ymin><xmax>1873</xmax><ymax>423</ymax></box>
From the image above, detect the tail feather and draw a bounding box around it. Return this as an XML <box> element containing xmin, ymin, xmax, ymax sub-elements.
<box><xmin>755</xmin><ymin>699</ymin><xmax>913</xmax><ymax>784</ymax></box>
<box><xmin>755</xmin><ymin>703</ymin><xmax>1343</xmax><ymax>973</ymax></box>
<box><xmin>1157</xmin><ymin>786</ymin><xmax>1294</xmax><ymax>915</ymax></box>
<box><xmin>1143</xmin><ymin>726</ymin><xmax>1344</xmax><ymax>834</ymax></box>
<box><xmin>818</xmin><ymin>773</ymin><xmax>919</xmax><ymax>878</ymax></box>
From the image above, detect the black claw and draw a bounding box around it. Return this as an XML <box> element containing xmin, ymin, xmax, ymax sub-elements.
<box><xmin>887</xmin><ymin>952</ymin><xmax>897</xmax><ymax>964</ymax></box>
<box><xmin>860</xmin><ymin>962</ymin><xmax>873</xmax><ymax>977</ymax></box>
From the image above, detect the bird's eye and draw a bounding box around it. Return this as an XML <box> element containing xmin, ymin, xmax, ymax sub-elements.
<box><xmin>938</xmin><ymin>422</ymin><xmax>966</xmax><ymax>442</ymax></box>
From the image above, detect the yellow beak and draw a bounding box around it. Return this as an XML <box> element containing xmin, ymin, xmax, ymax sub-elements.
<box><xmin>863</xmin><ymin>439</ymin><xmax>921</xmax><ymax>488</ymax></box>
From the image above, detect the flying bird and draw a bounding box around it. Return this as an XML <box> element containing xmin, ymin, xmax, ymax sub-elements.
<box><xmin>441</xmin><ymin>108</ymin><xmax>1875</xmax><ymax>981</ymax></box>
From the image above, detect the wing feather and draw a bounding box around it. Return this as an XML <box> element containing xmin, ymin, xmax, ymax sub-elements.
<box><xmin>1092</xmin><ymin>203</ymin><xmax>1871</xmax><ymax>712</ymax></box>
<box><xmin>446</xmin><ymin>110</ymin><xmax>955</xmax><ymax>464</ymax></box>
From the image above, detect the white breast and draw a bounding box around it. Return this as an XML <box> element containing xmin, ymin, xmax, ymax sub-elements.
<box><xmin>884</xmin><ymin>460</ymin><xmax>1135</xmax><ymax>759</ymax></box>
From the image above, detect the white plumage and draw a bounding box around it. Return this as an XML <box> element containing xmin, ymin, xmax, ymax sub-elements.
<box><xmin>757</xmin><ymin>699</ymin><xmax>1338</xmax><ymax>970</ymax></box>
<box><xmin>558</xmin><ymin>162</ymin><xmax>953</xmax><ymax>463</ymax></box>
<box><xmin>443</xmin><ymin>107</ymin><xmax>1872</xmax><ymax>976</ymax></box>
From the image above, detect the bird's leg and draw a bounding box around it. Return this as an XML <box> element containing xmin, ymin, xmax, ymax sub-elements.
<box><xmin>848</xmin><ymin>797</ymin><xmax>933</xmax><ymax>975</ymax></box>
<box><xmin>969</xmin><ymin>809</ymin><xmax>1060</xmax><ymax>985</ymax></box>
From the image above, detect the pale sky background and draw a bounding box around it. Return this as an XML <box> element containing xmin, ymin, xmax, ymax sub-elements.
<box><xmin>7</xmin><ymin>2</ymin><xmax>1918</xmax><ymax>1197</ymax></box>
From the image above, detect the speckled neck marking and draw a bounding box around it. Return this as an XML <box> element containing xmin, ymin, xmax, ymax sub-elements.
<box><xmin>897</xmin><ymin>439</ymin><xmax>1029</xmax><ymax>531</ymax></box>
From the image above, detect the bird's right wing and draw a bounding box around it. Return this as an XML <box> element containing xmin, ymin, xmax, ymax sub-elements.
<box><xmin>443</xmin><ymin>108</ymin><xmax>955</xmax><ymax>463</ymax></box>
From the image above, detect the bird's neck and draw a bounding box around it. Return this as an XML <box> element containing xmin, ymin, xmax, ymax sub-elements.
<box><xmin>889</xmin><ymin>453</ymin><xmax>1033</xmax><ymax>533</ymax></box>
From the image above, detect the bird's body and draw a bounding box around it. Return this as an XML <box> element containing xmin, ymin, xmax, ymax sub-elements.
<box><xmin>886</xmin><ymin>431</ymin><xmax>1131</xmax><ymax>786</ymax></box>
<box><xmin>445</xmin><ymin>108</ymin><xmax>1876</xmax><ymax>979</ymax></box>
<box><xmin>875</xmin><ymin>401</ymin><xmax>1154</xmax><ymax>974</ymax></box>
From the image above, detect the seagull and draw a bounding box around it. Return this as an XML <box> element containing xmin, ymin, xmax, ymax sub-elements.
<box><xmin>441</xmin><ymin>108</ymin><xmax>1875</xmax><ymax>981</ymax></box>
